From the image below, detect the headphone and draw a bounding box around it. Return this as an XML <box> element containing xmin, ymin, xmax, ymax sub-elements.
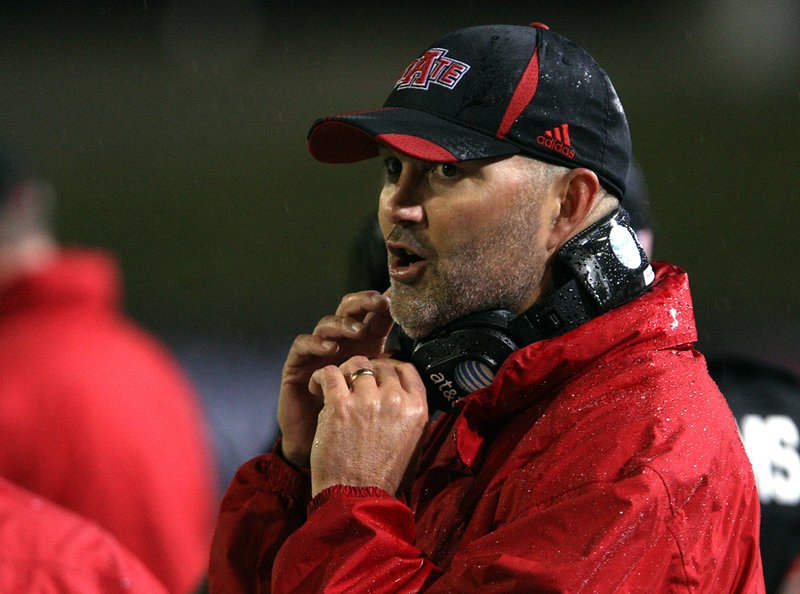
<box><xmin>396</xmin><ymin>207</ymin><xmax>654</xmax><ymax>413</ymax></box>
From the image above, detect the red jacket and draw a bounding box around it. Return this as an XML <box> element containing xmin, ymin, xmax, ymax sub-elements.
<box><xmin>0</xmin><ymin>476</ymin><xmax>169</xmax><ymax>593</ymax></box>
<box><xmin>0</xmin><ymin>250</ymin><xmax>216</xmax><ymax>594</ymax></box>
<box><xmin>210</xmin><ymin>263</ymin><xmax>765</xmax><ymax>593</ymax></box>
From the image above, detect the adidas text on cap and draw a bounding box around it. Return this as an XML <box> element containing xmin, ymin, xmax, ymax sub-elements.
<box><xmin>307</xmin><ymin>23</ymin><xmax>632</xmax><ymax>198</ymax></box>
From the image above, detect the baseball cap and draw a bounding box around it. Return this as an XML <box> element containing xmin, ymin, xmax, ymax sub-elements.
<box><xmin>623</xmin><ymin>158</ymin><xmax>653</xmax><ymax>231</ymax></box>
<box><xmin>307</xmin><ymin>23</ymin><xmax>632</xmax><ymax>197</ymax></box>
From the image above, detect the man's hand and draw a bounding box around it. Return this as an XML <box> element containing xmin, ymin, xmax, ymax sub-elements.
<box><xmin>308</xmin><ymin>356</ymin><xmax>428</xmax><ymax>497</ymax></box>
<box><xmin>277</xmin><ymin>291</ymin><xmax>393</xmax><ymax>469</ymax></box>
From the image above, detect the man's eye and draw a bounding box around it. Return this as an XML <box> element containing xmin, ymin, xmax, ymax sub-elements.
<box><xmin>435</xmin><ymin>163</ymin><xmax>460</xmax><ymax>178</ymax></box>
<box><xmin>384</xmin><ymin>158</ymin><xmax>402</xmax><ymax>179</ymax></box>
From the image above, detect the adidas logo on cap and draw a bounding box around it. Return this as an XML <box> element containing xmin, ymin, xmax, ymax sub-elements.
<box><xmin>536</xmin><ymin>123</ymin><xmax>575</xmax><ymax>159</ymax></box>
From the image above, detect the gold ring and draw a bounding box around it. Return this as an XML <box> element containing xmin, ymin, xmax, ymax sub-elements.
<box><xmin>348</xmin><ymin>368</ymin><xmax>375</xmax><ymax>385</ymax></box>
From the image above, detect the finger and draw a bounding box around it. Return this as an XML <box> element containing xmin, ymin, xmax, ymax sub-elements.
<box><xmin>339</xmin><ymin>355</ymin><xmax>373</xmax><ymax>372</ymax></box>
<box><xmin>393</xmin><ymin>361</ymin><xmax>427</xmax><ymax>402</ymax></box>
<box><xmin>347</xmin><ymin>367</ymin><xmax>378</xmax><ymax>390</ymax></box>
<box><xmin>284</xmin><ymin>334</ymin><xmax>339</xmax><ymax>366</ymax></box>
<box><xmin>309</xmin><ymin>365</ymin><xmax>350</xmax><ymax>400</ymax></box>
<box><xmin>312</xmin><ymin>314</ymin><xmax>366</xmax><ymax>340</ymax></box>
<box><xmin>362</xmin><ymin>301</ymin><xmax>394</xmax><ymax>338</ymax></box>
<box><xmin>357</xmin><ymin>359</ymin><xmax>403</xmax><ymax>392</ymax></box>
<box><xmin>338</xmin><ymin>356</ymin><xmax>376</xmax><ymax>386</ymax></box>
<box><xmin>385</xmin><ymin>361</ymin><xmax>428</xmax><ymax>419</ymax></box>
<box><xmin>335</xmin><ymin>291</ymin><xmax>390</xmax><ymax>320</ymax></box>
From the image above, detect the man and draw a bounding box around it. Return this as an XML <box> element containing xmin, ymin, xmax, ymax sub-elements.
<box><xmin>211</xmin><ymin>23</ymin><xmax>764</xmax><ymax>592</ymax></box>
<box><xmin>0</xmin><ymin>142</ymin><xmax>217</xmax><ymax>594</ymax></box>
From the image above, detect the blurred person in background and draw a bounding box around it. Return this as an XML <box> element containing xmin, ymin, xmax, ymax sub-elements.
<box><xmin>0</xmin><ymin>139</ymin><xmax>217</xmax><ymax>594</ymax></box>
<box><xmin>0</xmin><ymin>475</ymin><xmax>169</xmax><ymax>593</ymax></box>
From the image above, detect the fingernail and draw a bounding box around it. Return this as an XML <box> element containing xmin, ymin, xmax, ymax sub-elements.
<box><xmin>348</xmin><ymin>321</ymin><xmax>364</xmax><ymax>332</ymax></box>
<box><xmin>321</xmin><ymin>340</ymin><xmax>336</xmax><ymax>350</ymax></box>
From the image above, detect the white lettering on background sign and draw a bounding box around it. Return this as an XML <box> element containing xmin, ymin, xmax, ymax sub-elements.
<box><xmin>739</xmin><ymin>414</ymin><xmax>800</xmax><ymax>505</ymax></box>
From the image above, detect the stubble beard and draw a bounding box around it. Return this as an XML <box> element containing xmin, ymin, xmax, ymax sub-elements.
<box><xmin>389</xmin><ymin>204</ymin><xmax>547</xmax><ymax>340</ymax></box>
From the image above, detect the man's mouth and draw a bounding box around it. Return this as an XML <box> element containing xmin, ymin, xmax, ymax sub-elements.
<box><xmin>387</xmin><ymin>243</ymin><xmax>428</xmax><ymax>282</ymax></box>
<box><xmin>391</xmin><ymin>246</ymin><xmax>424</xmax><ymax>266</ymax></box>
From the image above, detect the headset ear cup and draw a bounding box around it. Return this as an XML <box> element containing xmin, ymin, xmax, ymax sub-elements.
<box><xmin>411</xmin><ymin>326</ymin><xmax>518</xmax><ymax>412</ymax></box>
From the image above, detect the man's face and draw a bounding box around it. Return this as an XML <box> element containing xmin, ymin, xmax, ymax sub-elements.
<box><xmin>378</xmin><ymin>148</ymin><xmax>557</xmax><ymax>339</ymax></box>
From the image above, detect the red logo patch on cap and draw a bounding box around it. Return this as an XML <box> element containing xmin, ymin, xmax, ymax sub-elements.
<box><xmin>536</xmin><ymin>123</ymin><xmax>575</xmax><ymax>159</ymax></box>
<box><xmin>395</xmin><ymin>48</ymin><xmax>470</xmax><ymax>91</ymax></box>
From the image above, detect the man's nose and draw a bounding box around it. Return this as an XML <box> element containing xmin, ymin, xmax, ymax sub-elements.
<box><xmin>381</xmin><ymin>172</ymin><xmax>425</xmax><ymax>226</ymax></box>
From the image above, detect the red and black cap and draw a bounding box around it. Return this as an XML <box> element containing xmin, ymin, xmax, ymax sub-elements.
<box><xmin>307</xmin><ymin>23</ymin><xmax>632</xmax><ymax>198</ymax></box>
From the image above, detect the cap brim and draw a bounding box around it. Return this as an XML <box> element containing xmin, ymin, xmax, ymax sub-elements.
<box><xmin>307</xmin><ymin>107</ymin><xmax>521</xmax><ymax>164</ymax></box>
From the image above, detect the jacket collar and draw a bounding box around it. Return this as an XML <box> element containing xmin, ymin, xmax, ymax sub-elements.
<box><xmin>452</xmin><ymin>262</ymin><xmax>697</xmax><ymax>468</ymax></box>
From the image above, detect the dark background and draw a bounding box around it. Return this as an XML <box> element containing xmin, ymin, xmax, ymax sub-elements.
<box><xmin>1</xmin><ymin>0</ymin><xmax>798</xmax><ymax>369</ymax></box>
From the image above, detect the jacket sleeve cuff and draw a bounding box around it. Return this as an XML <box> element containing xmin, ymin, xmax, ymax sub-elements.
<box><xmin>258</xmin><ymin>439</ymin><xmax>311</xmax><ymax>507</ymax></box>
<box><xmin>308</xmin><ymin>484</ymin><xmax>394</xmax><ymax>515</ymax></box>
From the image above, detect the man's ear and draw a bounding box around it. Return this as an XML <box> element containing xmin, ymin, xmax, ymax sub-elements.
<box><xmin>546</xmin><ymin>168</ymin><xmax>601</xmax><ymax>251</ymax></box>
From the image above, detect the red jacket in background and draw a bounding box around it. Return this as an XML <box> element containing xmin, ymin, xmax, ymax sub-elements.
<box><xmin>210</xmin><ymin>263</ymin><xmax>765</xmax><ymax>593</ymax></box>
<box><xmin>0</xmin><ymin>249</ymin><xmax>217</xmax><ymax>594</ymax></box>
<box><xmin>0</xmin><ymin>476</ymin><xmax>169</xmax><ymax>593</ymax></box>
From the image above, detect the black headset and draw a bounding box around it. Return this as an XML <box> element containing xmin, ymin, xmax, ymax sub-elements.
<box><xmin>396</xmin><ymin>207</ymin><xmax>654</xmax><ymax>413</ymax></box>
